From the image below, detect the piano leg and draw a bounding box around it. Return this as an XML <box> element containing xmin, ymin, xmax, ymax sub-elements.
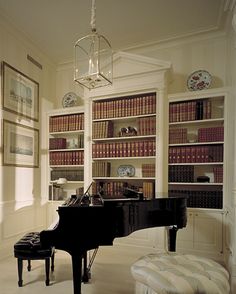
<box><xmin>71</xmin><ymin>254</ymin><xmax>82</xmax><ymax>294</ymax></box>
<box><xmin>168</xmin><ymin>226</ymin><xmax>178</xmax><ymax>252</ymax></box>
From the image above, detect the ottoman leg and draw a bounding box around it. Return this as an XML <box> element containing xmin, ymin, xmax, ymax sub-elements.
<box><xmin>27</xmin><ymin>259</ymin><xmax>31</xmax><ymax>271</ymax></box>
<box><xmin>17</xmin><ymin>258</ymin><xmax>23</xmax><ymax>287</ymax></box>
<box><xmin>45</xmin><ymin>258</ymin><xmax>50</xmax><ymax>286</ymax></box>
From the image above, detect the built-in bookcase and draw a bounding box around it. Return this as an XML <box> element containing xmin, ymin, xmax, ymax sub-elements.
<box><xmin>168</xmin><ymin>92</ymin><xmax>225</xmax><ymax>209</ymax></box>
<box><xmin>91</xmin><ymin>92</ymin><xmax>157</xmax><ymax>199</ymax></box>
<box><xmin>47</xmin><ymin>107</ymin><xmax>85</xmax><ymax>201</ymax></box>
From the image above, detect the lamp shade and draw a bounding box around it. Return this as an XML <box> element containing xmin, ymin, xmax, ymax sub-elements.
<box><xmin>56</xmin><ymin>178</ymin><xmax>67</xmax><ymax>185</ymax></box>
<box><xmin>74</xmin><ymin>32</ymin><xmax>113</xmax><ymax>89</ymax></box>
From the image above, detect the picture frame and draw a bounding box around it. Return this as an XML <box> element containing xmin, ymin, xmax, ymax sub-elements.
<box><xmin>3</xmin><ymin>120</ymin><xmax>39</xmax><ymax>167</ymax></box>
<box><xmin>1</xmin><ymin>61</ymin><xmax>39</xmax><ymax>121</ymax></box>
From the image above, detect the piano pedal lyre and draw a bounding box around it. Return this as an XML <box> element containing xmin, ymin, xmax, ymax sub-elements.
<box><xmin>82</xmin><ymin>248</ymin><xmax>99</xmax><ymax>283</ymax></box>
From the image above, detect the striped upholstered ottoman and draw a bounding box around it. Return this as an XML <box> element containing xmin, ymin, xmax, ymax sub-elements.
<box><xmin>131</xmin><ymin>253</ymin><xmax>230</xmax><ymax>294</ymax></box>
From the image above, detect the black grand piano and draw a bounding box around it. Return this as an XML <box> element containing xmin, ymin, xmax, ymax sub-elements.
<box><xmin>40</xmin><ymin>190</ymin><xmax>187</xmax><ymax>294</ymax></box>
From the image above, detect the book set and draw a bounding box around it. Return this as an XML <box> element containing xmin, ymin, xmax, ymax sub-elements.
<box><xmin>169</xmin><ymin>189</ymin><xmax>222</xmax><ymax>209</ymax></box>
<box><xmin>169</xmin><ymin>126</ymin><xmax>224</xmax><ymax>144</ymax></box>
<box><xmin>169</xmin><ymin>98</ymin><xmax>212</xmax><ymax>123</ymax></box>
<box><xmin>49</xmin><ymin>135</ymin><xmax>84</xmax><ymax>150</ymax></box>
<box><xmin>169</xmin><ymin>145</ymin><xmax>223</xmax><ymax>163</ymax></box>
<box><xmin>49</xmin><ymin>113</ymin><xmax>84</xmax><ymax>132</ymax></box>
<box><xmin>49</xmin><ymin>150</ymin><xmax>84</xmax><ymax>166</ymax></box>
<box><xmin>51</xmin><ymin>169</ymin><xmax>84</xmax><ymax>182</ymax></box>
<box><xmin>92</xmin><ymin>140</ymin><xmax>156</xmax><ymax>158</ymax></box>
<box><xmin>92</xmin><ymin>181</ymin><xmax>154</xmax><ymax>200</ymax></box>
<box><xmin>92</xmin><ymin>93</ymin><xmax>156</xmax><ymax>120</ymax></box>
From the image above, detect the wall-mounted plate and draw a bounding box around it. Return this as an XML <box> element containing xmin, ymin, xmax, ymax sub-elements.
<box><xmin>62</xmin><ymin>92</ymin><xmax>78</xmax><ymax>108</ymax></box>
<box><xmin>187</xmin><ymin>70</ymin><xmax>212</xmax><ymax>91</ymax></box>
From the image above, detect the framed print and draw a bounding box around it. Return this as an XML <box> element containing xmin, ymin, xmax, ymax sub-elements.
<box><xmin>2</xmin><ymin>61</ymin><xmax>39</xmax><ymax>121</ymax></box>
<box><xmin>3</xmin><ymin>120</ymin><xmax>39</xmax><ymax>167</ymax></box>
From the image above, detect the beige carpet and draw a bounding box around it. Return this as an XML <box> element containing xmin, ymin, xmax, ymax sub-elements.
<box><xmin>0</xmin><ymin>244</ymin><xmax>159</xmax><ymax>294</ymax></box>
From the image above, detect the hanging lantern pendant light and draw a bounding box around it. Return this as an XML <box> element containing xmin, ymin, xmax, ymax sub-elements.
<box><xmin>74</xmin><ymin>0</ymin><xmax>113</xmax><ymax>89</ymax></box>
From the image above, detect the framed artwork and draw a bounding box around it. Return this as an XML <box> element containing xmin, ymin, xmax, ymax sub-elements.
<box><xmin>2</xmin><ymin>61</ymin><xmax>39</xmax><ymax>121</ymax></box>
<box><xmin>3</xmin><ymin>120</ymin><xmax>39</xmax><ymax>167</ymax></box>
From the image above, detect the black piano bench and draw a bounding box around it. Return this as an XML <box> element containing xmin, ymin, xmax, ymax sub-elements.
<box><xmin>14</xmin><ymin>232</ymin><xmax>55</xmax><ymax>287</ymax></box>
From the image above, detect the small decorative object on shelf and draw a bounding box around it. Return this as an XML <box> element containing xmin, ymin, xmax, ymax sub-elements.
<box><xmin>119</xmin><ymin>126</ymin><xmax>137</xmax><ymax>137</ymax></box>
<box><xmin>197</xmin><ymin>176</ymin><xmax>210</xmax><ymax>183</ymax></box>
<box><xmin>62</xmin><ymin>92</ymin><xmax>79</xmax><ymax>108</ymax></box>
<box><xmin>187</xmin><ymin>70</ymin><xmax>212</xmax><ymax>91</ymax></box>
<box><xmin>117</xmin><ymin>165</ymin><xmax>135</xmax><ymax>177</ymax></box>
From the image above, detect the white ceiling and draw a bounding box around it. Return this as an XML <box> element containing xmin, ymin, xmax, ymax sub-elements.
<box><xmin>0</xmin><ymin>0</ymin><xmax>232</xmax><ymax>64</ymax></box>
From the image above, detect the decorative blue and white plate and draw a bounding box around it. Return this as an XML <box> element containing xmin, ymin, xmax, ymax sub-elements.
<box><xmin>117</xmin><ymin>165</ymin><xmax>135</xmax><ymax>177</ymax></box>
<box><xmin>62</xmin><ymin>92</ymin><xmax>78</xmax><ymax>108</ymax></box>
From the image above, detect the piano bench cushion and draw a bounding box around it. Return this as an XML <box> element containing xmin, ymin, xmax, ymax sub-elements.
<box><xmin>14</xmin><ymin>232</ymin><xmax>54</xmax><ymax>259</ymax></box>
<box><xmin>131</xmin><ymin>252</ymin><xmax>230</xmax><ymax>294</ymax></box>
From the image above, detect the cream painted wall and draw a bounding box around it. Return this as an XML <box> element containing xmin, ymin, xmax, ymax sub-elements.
<box><xmin>0</xmin><ymin>14</ymin><xmax>57</xmax><ymax>258</ymax></box>
<box><xmin>128</xmin><ymin>33</ymin><xmax>228</xmax><ymax>94</ymax></box>
<box><xmin>56</xmin><ymin>63</ymin><xmax>84</xmax><ymax>108</ymax></box>
<box><xmin>56</xmin><ymin>33</ymin><xmax>228</xmax><ymax>100</ymax></box>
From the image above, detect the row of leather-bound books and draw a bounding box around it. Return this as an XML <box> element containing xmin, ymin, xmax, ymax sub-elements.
<box><xmin>169</xmin><ymin>189</ymin><xmax>223</xmax><ymax>209</ymax></box>
<box><xmin>169</xmin><ymin>99</ymin><xmax>212</xmax><ymax>123</ymax></box>
<box><xmin>92</xmin><ymin>162</ymin><xmax>155</xmax><ymax>178</ymax></box>
<box><xmin>213</xmin><ymin>166</ymin><xmax>223</xmax><ymax>183</ymax></box>
<box><xmin>92</xmin><ymin>93</ymin><xmax>156</xmax><ymax>119</ymax></box>
<box><xmin>92</xmin><ymin>162</ymin><xmax>111</xmax><ymax>177</ymax></box>
<box><xmin>49</xmin><ymin>135</ymin><xmax>84</xmax><ymax>150</ymax></box>
<box><xmin>49</xmin><ymin>113</ymin><xmax>84</xmax><ymax>132</ymax></box>
<box><xmin>142</xmin><ymin>164</ymin><xmax>155</xmax><ymax>178</ymax></box>
<box><xmin>169</xmin><ymin>145</ymin><xmax>223</xmax><ymax>163</ymax></box>
<box><xmin>49</xmin><ymin>150</ymin><xmax>84</xmax><ymax>165</ymax></box>
<box><xmin>168</xmin><ymin>165</ymin><xmax>194</xmax><ymax>182</ymax></box>
<box><xmin>169</xmin><ymin>165</ymin><xmax>223</xmax><ymax>183</ymax></box>
<box><xmin>51</xmin><ymin>169</ymin><xmax>84</xmax><ymax>181</ymax></box>
<box><xmin>92</xmin><ymin>181</ymin><xmax>154</xmax><ymax>200</ymax></box>
<box><xmin>169</xmin><ymin>126</ymin><xmax>224</xmax><ymax>144</ymax></box>
<box><xmin>92</xmin><ymin>140</ymin><xmax>156</xmax><ymax>158</ymax></box>
<box><xmin>92</xmin><ymin>116</ymin><xmax>156</xmax><ymax>139</ymax></box>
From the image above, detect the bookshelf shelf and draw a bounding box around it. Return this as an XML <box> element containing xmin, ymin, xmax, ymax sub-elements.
<box><xmin>169</xmin><ymin>118</ymin><xmax>224</xmax><ymax>126</ymax></box>
<box><xmin>169</xmin><ymin>162</ymin><xmax>223</xmax><ymax>165</ymax></box>
<box><xmin>92</xmin><ymin>156</ymin><xmax>156</xmax><ymax>160</ymax></box>
<box><xmin>92</xmin><ymin>135</ymin><xmax>156</xmax><ymax>142</ymax></box>
<box><xmin>49</xmin><ymin>148</ymin><xmax>84</xmax><ymax>152</ymax></box>
<box><xmin>49</xmin><ymin>165</ymin><xmax>84</xmax><ymax>168</ymax></box>
<box><xmin>47</xmin><ymin>107</ymin><xmax>85</xmax><ymax>201</ymax></box>
<box><xmin>169</xmin><ymin>142</ymin><xmax>224</xmax><ymax>147</ymax></box>
<box><xmin>92</xmin><ymin>113</ymin><xmax>156</xmax><ymax>122</ymax></box>
<box><xmin>93</xmin><ymin>177</ymin><xmax>156</xmax><ymax>180</ymax></box>
<box><xmin>169</xmin><ymin>182</ymin><xmax>223</xmax><ymax>186</ymax></box>
<box><xmin>66</xmin><ymin>181</ymin><xmax>84</xmax><ymax>184</ymax></box>
<box><xmin>49</xmin><ymin>130</ymin><xmax>84</xmax><ymax>135</ymax></box>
